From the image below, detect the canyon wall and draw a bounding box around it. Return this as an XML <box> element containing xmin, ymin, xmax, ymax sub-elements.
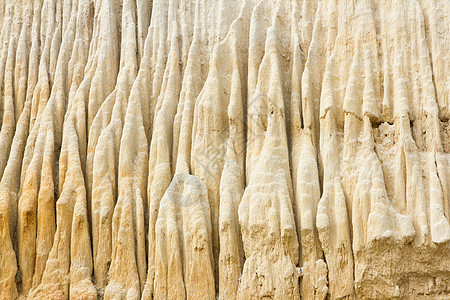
<box><xmin>0</xmin><ymin>0</ymin><xmax>449</xmax><ymax>299</ymax></box>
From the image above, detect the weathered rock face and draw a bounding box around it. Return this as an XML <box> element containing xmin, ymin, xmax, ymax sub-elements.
<box><xmin>0</xmin><ymin>0</ymin><xmax>448</xmax><ymax>299</ymax></box>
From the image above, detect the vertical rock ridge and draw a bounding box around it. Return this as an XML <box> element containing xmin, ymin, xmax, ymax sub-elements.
<box><xmin>0</xmin><ymin>1</ymin><xmax>449</xmax><ymax>299</ymax></box>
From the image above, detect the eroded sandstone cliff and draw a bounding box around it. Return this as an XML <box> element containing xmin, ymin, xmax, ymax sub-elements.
<box><xmin>0</xmin><ymin>0</ymin><xmax>448</xmax><ymax>299</ymax></box>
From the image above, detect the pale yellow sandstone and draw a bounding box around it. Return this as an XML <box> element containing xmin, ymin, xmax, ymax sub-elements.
<box><xmin>0</xmin><ymin>1</ymin><xmax>448</xmax><ymax>299</ymax></box>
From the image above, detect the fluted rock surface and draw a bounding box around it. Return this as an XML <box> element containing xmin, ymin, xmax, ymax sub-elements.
<box><xmin>0</xmin><ymin>0</ymin><xmax>449</xmax><ymax>299</ymax></box>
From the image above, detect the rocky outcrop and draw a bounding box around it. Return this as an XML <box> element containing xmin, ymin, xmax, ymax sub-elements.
<box><xmin>0</xmin><ymin>0</ymin><xmax>448</xmax><ymax>299</ymax></box>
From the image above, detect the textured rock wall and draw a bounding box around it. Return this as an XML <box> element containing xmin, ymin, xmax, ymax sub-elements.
<box><xmin>0</xmin><ymin>0</ymin><xmax>449</xmax><ymax>299</ymax></box>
